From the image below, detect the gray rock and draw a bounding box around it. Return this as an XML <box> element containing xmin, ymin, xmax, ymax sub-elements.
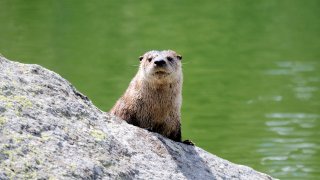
<box><xmin>0</xmin><ymin>56</ymin><xmax>274</xmax><ymax>180</ymax></box>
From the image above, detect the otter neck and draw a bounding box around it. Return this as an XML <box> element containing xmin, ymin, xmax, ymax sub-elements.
<box><xmin>145</xmin><ymin>77</ymin><xmax>181</xmax><ymax>92</ymax></box>
<box><xmin>134</xmin><ymin>72</ymin><xmax>182</xmax><ymax>93</ymax></box>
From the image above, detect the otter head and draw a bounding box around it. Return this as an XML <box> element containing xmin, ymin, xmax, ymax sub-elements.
<box><xmin>138</xmin><ymin>50</ymin><xmax>183</xmax><ymax>83</ymax></box>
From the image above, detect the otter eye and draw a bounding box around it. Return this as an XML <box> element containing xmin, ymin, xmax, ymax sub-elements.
<box><xmin>167</xmin><ymin>57</ymin><xmax>173</xmax><ymax>62</ymax></box>
<box><xmin>147</xmin><ymin>57</ymin><xmax>153</xmax><ymax>62</ymax></box>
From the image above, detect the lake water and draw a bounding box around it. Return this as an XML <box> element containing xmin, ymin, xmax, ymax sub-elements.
<box><xmin>0</xmin><ymin>1</ymin><xmax>319</xmax><ymax>179</ymax></box>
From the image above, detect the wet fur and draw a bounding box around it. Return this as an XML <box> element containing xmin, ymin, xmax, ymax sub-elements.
<box><xmin>110</xmin><ymin>50</ymin><xmax>183</xmax><ymax>142</ymax></box>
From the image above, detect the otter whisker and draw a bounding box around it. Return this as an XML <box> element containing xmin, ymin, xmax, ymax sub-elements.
<box><xmin>181</xmin><ymin>61</ymin><xmax>190</xmax><ymax>65</ymax></box>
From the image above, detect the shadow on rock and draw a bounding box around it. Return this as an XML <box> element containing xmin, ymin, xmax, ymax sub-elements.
<box><xmin>157</xmin><ymin>136</ymin><xmax>216</xmax><ymax>180</ymax></box>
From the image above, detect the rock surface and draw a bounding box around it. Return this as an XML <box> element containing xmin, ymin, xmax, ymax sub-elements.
<box><xmin>0</xmin><ymin>56</ymin><xmax>273</xmax><ymax>179</ymax></box>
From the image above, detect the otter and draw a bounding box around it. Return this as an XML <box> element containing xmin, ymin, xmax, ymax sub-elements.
<box><xmin>110</xmin><ymin>50</ymin><xmax>193</xmax><ymax>145</ymax></box>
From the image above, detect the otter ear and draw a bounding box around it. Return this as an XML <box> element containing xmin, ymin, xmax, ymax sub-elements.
<box><xmin>139</xmin><ymin>56</ymin><xmax>144</xmax><ymax>61</ymax></box>
<box><xmin>177</xmin><ymin>55</ymin><xmax>182</xmax><ymax>60</ymax></box>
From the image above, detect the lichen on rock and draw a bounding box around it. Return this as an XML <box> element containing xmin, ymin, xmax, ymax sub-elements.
<box><xmin>0</xmin><ymin>56</ymin><xmax>274</xmax><ymax>179</ymax></box>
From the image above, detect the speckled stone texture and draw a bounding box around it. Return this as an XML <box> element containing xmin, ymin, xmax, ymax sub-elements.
<box><xmin>0</xmin><ymin>56</ymin><xmax>274</xmax><ymax>180</ymax></box>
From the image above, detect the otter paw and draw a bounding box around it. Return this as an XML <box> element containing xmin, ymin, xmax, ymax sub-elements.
<box><xmin>182</xmin><ymin>140</ymin><xmax>195</xmax><ymax>146</ymax></box>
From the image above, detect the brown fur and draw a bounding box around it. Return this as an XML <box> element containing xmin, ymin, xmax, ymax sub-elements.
<box><xmin>110</xmin><ymin>50</ymin><xmax>184</xmax><ymax>142</ymax></box>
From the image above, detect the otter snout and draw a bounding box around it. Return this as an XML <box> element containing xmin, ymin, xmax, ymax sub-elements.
<box><xmin>154</xmin><ymin>59</ymin><xmax>166</xmax><ymax>67</ymax></box>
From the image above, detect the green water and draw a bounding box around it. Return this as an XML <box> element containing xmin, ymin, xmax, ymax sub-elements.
<box><xmin>1</xmin><ymin>1</ymin><xmax>319</xmax><ymax>179</ymax></box>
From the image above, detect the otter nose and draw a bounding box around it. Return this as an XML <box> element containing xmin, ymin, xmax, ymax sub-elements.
<box><xmin>154</xmin><ymin>60</ymin><xmax>166</xmax><ymax>66</ymax></box>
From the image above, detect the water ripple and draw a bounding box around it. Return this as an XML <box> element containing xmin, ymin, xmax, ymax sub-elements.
<box><xmin>259</xmin><ymin>111</ymin><xmax>319</xmax><ymax>178</ymax></box>
<box><xmin>265</xmin><ymin>61</ymin><xmax>319</xmax><ymax>101</ymax></box>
